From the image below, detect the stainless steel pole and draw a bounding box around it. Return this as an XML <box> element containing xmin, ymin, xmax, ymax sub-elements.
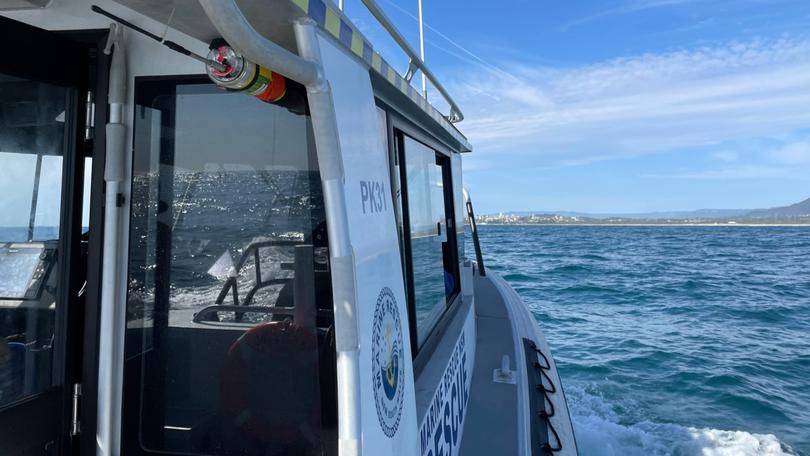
<box><xmin>417</xmin><ymin>0</ymin><xmax>426</xmax><ymax>97</ymax></box>
<box><xmin>97</xmin><ymin>22</ymin><xmax>127</xmax><ymax>456</ymax></box>
<box><xmin>359</xmin><ymin>0</ymin><xmax>464</xmax><ymax>121</ymax></box>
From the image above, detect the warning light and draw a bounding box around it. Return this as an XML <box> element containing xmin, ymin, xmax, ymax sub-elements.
<box><xmin>206</xmin><ymin>44</ymin><xmax>287</xmax><ymax>104</ymax></box>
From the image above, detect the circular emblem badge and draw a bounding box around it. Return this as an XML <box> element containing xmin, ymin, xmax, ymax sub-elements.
<box><xmin>371</xmin><ymin>287</ymin><xmax>405</xmax><ymax>438</ymax></box>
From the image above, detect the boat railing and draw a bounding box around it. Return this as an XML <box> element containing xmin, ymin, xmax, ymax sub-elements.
<box><xmin>357</xmin><ymin>0</ymin><xmax>464</xmax><ymax>122</ymax></box>
<box><xmin>193</xmin><ymin>304</ymin><xmax>332</xmax><ymax>323</ymax></box>
<box><xmin>463</xmin><ymin>188</ymin><xmax>486</xmax><ymax>276</ymax></box>
<box><xmin>199</xmin><ymin>0</ymin><xmax>464</xmax><ymax>123</ymax></box>
<box><xmin>214</xmin><ymin>239</ymin><xmax>299</xmax><ymax>308</ymax></box>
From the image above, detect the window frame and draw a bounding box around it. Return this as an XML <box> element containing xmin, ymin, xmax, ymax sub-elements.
<box><xmin>381</xmin><ymin>104</ymin><xmax>462</xmax><ymax>359</ymax></box>
<box><xmin>122</xmin><ymin>74</ymin><xmax>337</xmax><ymax>456</ymax></box>
<box><xmin>0</xmin><ymin>20</ymin><xmax>100</xmax><ymax>456</ymax></box>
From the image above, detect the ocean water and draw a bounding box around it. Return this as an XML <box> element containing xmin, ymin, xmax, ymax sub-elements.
<box><xmin>474</xmin><ymin>225</ymin><xmax>810</xmax><ymax>456</ymax></box>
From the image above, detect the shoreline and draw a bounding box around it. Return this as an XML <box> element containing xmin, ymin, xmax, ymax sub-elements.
<box><xmin>477</xmin><ymin>223</ymin><xmax>810</xmax><ymax>227</ymax></box>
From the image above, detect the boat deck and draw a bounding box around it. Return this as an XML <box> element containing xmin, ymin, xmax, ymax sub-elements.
<box><xmin>459</xmin><ymin>273</ymin><xmax>521</xmax><ymax>455</ymax></box>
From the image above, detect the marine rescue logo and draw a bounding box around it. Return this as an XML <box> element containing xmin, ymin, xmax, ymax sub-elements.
<box><xmin>372</xmin><ymin>286</ymin><xmax>405</xmax><ymax>438</ymax></box>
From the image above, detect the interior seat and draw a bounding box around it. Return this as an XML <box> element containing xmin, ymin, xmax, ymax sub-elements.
<box><xmin>205</xmin><ymin>245</ymin><xmax>330</xmax><ymax>455</ymax></box>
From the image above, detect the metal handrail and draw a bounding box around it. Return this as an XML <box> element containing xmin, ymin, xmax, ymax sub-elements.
<box><xmin>214</xmin><ymin>239</ymin><xmax>300</xmax><ymax>308</ymax></box>
<box><xmin>359</xmin><ymin>0</ymin><xmax>464</xmax><ymax>122</ymax></box>
<box><xmin>201</xmin><ymin>0</ymin><xmax>464</xmax><ymax>123</ymax></box>
<box><xmin>464</xmin><ymin>188</ymin><xmax>485</xmax><ymax>276</ymax></box>
<box><xmin>193</xmin><ymin>304</ymin><xmax>332</xmax><ymax>323</ymax></box>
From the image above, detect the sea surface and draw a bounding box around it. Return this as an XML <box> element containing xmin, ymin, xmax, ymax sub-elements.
<box><xmin>474</xmin><ymin>225</ymin><xmax>810</xmax><ymax>456</ymax></box>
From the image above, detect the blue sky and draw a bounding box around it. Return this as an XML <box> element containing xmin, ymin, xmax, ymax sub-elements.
<box><xmin>346</xmin><ymin>0</ymin><xmax>810</xmax><ymax>214</ymax></box>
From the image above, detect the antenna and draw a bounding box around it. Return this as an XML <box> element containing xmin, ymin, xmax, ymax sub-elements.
<box><xmin>91</xmin><ymin>5</ymin><xmax>228</xmax><ymax>72</ymax></box>
<box><xmin>417</xmin><ymin>0</ymin><xmax>426</xmax><ymax>97</ymax></box>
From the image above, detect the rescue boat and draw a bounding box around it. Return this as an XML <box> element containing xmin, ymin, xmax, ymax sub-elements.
<box><xmin>0</xmin><ymin>0</ymin><xmax>578</xmax><ymax>454</ymax></box>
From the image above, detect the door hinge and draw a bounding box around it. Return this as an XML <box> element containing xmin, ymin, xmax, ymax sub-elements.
<box><xmin>70</xmin><ymin>383</ymin><xmax>82</xmax><ymax>437</ymax></box>
<box><xmin>84</xmin><ymin>91</ymin><xmax>95</xmax><ymax>141</ymax></box>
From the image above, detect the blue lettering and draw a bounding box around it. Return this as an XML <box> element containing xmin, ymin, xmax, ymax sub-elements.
<box><xmin>360</xmin><ymin>180</ymin><xmax>388</xmax><ymax>214</ymax></box>
<box><xmin>455</xmin><ymin>369</ymin><xmax>463</xmax><ymax>419</ymax></box>
<box><xmin>360</xmin><ymin>181</ymin><xmax>369</xmax><ymax>213</ymax></box>
<box><xmin>443</xmin><ymin>402</ymin><xmax>452</xmax><ymax>449</ymax></box>
<box><xmin>451</xmin><ymin>384</ymin><xmax>459</xmax><ymax>445</ymax></box>
<box><xmin>434</xmin><ymin>416</ymin><xmax>444</xmax><ymax>456</ymax></box>
<box><xmin>420</xmin><ymin>330</ymin><xmax>472</xmax><ymax>455</ymax></box>
<box><xmin>462</xmin><ymin>352</ymin><xmax>469</xmax><ymax>404</ymax></box>
<box><xmin>421</xmin><ymin>423</ymin><xmax>428</xmax><ymax>454</ymax></box>
<box><xmin>379</xmin><ymin>182</ymin><xmax>386</xmax><ymax>211</ymax></box>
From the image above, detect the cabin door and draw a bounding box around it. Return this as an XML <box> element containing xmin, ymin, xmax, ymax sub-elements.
<box><xmin>0</xmin><ymin>16</ymin><xmax>99</xmax><ymax>456</ymax></box>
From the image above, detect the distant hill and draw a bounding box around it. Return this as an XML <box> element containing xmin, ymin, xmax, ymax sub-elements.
<box><xmin>746</xmin><ymin>197</ymin><xmax>810</xmax><ymax>219</ymax></box>
<box><xmin>506</xmin><ymin>208</ymin><xmax>751</xmax><ymax>220</ymax></box>
<box><xmin>489</xmin><ymin>197</ymin><xmax>810</xmax><ymax>223</ymax></box>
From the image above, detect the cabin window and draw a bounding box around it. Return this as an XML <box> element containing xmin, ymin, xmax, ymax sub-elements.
<box><xmin>0</xmin><ymin>76</ymin><xmax>67</xmax><ymax>406</ymax></box>
<box><xmin>394</xmin><ymin>131</ymin><xmax>461</xmax><ymax>350</ymax></box>
<box><xmin>124</xmin><ymin>78</ymin><xmax>336</xmax><ymax>456</ymax></box>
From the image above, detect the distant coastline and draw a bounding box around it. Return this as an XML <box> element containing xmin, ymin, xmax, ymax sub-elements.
<box><xmin>477</xmin><ymin>222</ymin><xmax>810</xmax><ymax>227</ymax></box>
<box><xmin>478</xmin><ymin>196</ymin><xmax>810</xmax><ymax>226</ymax></box>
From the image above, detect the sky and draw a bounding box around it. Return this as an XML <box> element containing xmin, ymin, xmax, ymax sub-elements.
<box><xmin>345</xmin><ymin>0</ymin><xmax>810</xmax><ymax>214</ymax></box>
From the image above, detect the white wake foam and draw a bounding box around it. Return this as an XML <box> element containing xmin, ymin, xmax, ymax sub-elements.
<box><xmin>567</xmin><ymin>385</ymin><xmax>795</xmax><ymax>456</ymax></box>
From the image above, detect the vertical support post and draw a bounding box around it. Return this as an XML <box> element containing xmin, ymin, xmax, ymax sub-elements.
<box><xmin>97</xmin><ymin>23</ymin><xmax>127</xmax><ymax>456</ymax></box>
<box><xmin>417</xmin><ymin>0</ymin><xmax>426</xmax><ymax>97</ymax></box>
<box><xmin>294</xmin><ymin>18</ymin><xmax>362</xmax><ymax>456</ymax></box>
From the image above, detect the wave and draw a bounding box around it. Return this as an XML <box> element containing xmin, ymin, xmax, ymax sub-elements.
<box><xmin>567</xmin><ymin>385</ymin><xmax>796</xmax><ymax>456</ymax></box>
<box><xmin>560</xmin><ymin>284</ymin><xmax>620</xmax><ymax>294</ymax></box>
<box><xmin>547</xmin><ymin>264</ymin><xmax>596</xmax><ymax>273</ymax></box>
<box><xmin>580</xmin><ymin>253</ymin><xmax>611</xmax><ymax>261</ymax></box>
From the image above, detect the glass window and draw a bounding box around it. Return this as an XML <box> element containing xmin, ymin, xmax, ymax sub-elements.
<box><xmin>397</xmin><ymin>134</ymin><xmax>460</xmax><ymax>348</ymax></box>
<box><xmin>0</xmin><ymin>74</ymin><xmax>67</xmax><ymax>406</ymax></box>
<box><xmin>124</xmin><ymin>79</ymin><xmax>336</xmax><ymax>456</ymax></box>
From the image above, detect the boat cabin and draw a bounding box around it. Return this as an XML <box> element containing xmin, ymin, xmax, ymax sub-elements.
<box><xmin>0</xmin><ymin>1</ymin><xmax>576</xmax><ymax>455</ymax></box>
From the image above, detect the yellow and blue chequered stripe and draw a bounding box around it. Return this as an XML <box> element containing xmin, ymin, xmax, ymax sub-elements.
<box><xmin>289</xmin><ymin>0</ymin><xmax>471</xmax><ymax>151</ymax></box>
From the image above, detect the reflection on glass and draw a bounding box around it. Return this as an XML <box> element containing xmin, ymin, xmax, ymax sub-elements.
<box><xmin>125</xmin><ymin>82</ymin><xmax>335</xmax><ymax>456</ymax></box>
<box><xmin>32</xmin><ymin>155</ymin><xmax>63</xmax><ymax>240</ymax></box>
<box><xmin>0</xmin><ymin>74</ymin><xmax>67</xmax><ymax>406</ymax></box>
<box><xmin>0</xmin><ymin>246</ymin><xmax>41</xmax><ymax>298</ymax></box>
<box><xmin>81</xmin><ymin>157</ymin><xmax>92</xmax><ymax>231</ymax></box>
<box><xmin>403</xmin><ymin>136</ymin><xmax>450</xmax><ymax>346</ymax></box>
<box><xmin>0</xmin><ymin>152</ymin><xmax>37</xmax><ymax>241</ymax></box>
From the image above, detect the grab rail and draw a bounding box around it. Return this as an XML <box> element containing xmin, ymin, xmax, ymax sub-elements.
<box><xmin>214</xmin><ymin>239</ymin><xmax>300</xmax><ymax>308</ymax></box>
<box><xmin>359</xmin><ymin>0</ymin><xmax>464</xmax><ymax>122</ymax></box>
<box><xmin>193</xmin><ymin>304</ymin><xmax>332</xmax><ymax>323</ymax></box>
<box><xmin>195</xmin><ymin>304</ymin><xmax>295</xmax><ymax>322</ymax></box>
<box><xmin>464</xmin><ymin>189</ymin><xmax>486</xmax><ymax>276</ymax></box>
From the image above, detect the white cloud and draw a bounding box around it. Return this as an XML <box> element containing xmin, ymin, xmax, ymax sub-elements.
<box><xmin>770</xmin><ymin>141</ymin><xmax>810</xmax><ymax>164</ymax></box>
<box><xmin>452</xmin><ymin>37</ymin><xmax>810</xmax><ymax>169</ymax></box>
<box><xmin>645</xmin><ymin>165</ymin><xmax>808</xmax><ymax>180</ymax></box>
<box><xmin>558</xmin><ymin>0</ymin><xmax>801</xmax><ymax>32</ymax></box>
<box><xmin>713</xmin><ymin>151</ymin><xmax>739</xmax><ymax>162</ymax></box>
<box><xmin>559</xmin><ymin>0</ymin><xmax>709</xmax><ymax>31</ymax></box>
